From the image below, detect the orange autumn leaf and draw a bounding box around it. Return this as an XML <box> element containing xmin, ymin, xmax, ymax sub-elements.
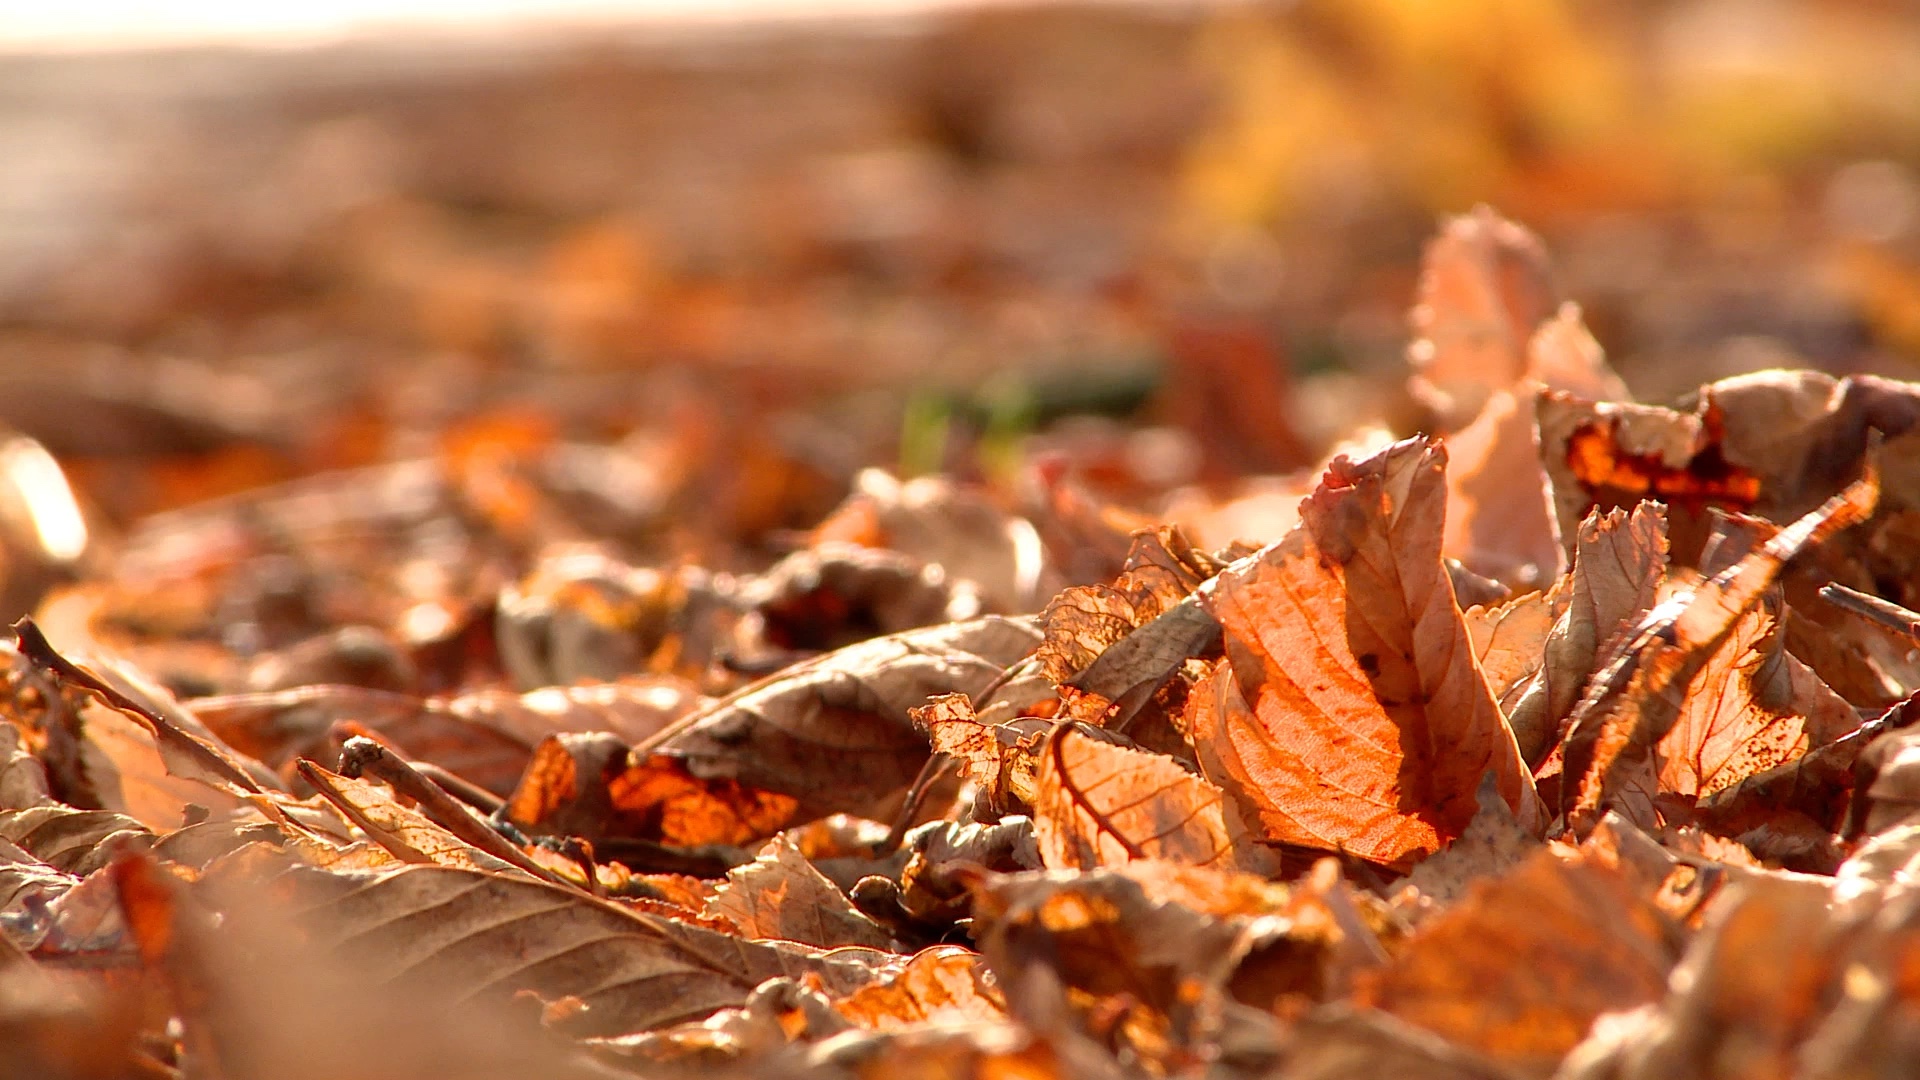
<box><xmin>1655</xmin><ymin>604</ymin><xmax>1860</xmax><ymax>799</ymax></box>
<box><xmin>1562</xmin><ymin>472</ymin><xmax>1880</xmax><ymax>830</ymax></box>
<box><xmin>702</xmin><ymin>835</ymin><xmax>893</xmax><ymax>949</ymax></box>
<box><xmin>831</xmin><ymin>946</ymin><xmax>1006</xmax><ymax>1030</ymax></box>
<box><xmin>1030</xmin><ymin>724</ymin><xmax>1278</xmax><ymax>875</ymax></box>
<box><xmin>1188</xmin><ymin>437</ymin><xmax>1541</xmax><ymax>867</ymax></box>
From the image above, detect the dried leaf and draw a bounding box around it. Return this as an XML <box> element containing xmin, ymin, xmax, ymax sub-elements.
<box><xmin>1557</xmin><ymin>874</ymin><xmax>1842</xmax><ymax>1080</ymax></box>
<box><xmin>296</xmin><ymin>760</ymin><xmax>525</xmax><ymax>877</ymax></box>
<box><xmin>815</xmin><ymin>469</ymin><xmax>1052</xmax><ymax>612</ymax></box>
<box><xmin>704</xmin><ymin>835</ymin><xmax>893</xmax><ymax>949</ymax></box>
<box><xmin>1031</xmin><ymin>724</ymin><xmax>1278</xmax><ymax>875</ymax></box>
<box><xmin>1505</xmin><ymin>503</ymin><xmax>1669</xmax><ymax>765</ymax></box>
<box><xmin>193</xmin><ymin>676</ymin><xmax>701</xmax><ymax>797</ymax></box>
<box><xmin>647</xmin><ymin>616</ymin><xmax>1042</xmax><ymax>821</ymax></box>
<box><xmin>1655</xmin><ymin>604</ymin><xmax>1860</xmax><ymax>800</ymax></box>
<box><xmin>0</xmin><ymin>805</ymin><xmax>153</xmax><ymax>877</ymax></box>
<box><xmin>1408</xmin><ymin>205</ymin><xmax>1560</xmax><ymax>430</ymax></box>
<box><xmin>1402</xmin><ymin>774</ymin><xmax>1541</xmax><ymax>908</ymax></box>
<box><xmin>249</xmin><ymin>861</ymin><xmax>888</xmax><ymax>1037</ymax></box>
<box><xmin>16</xmin><ymin>619</ymin><xmax>279</xmax><ymax>800</ymax></box>
<box><xmin>1463</xmin><ymin>589</ymin><xmax>1558</xmax><ymax>707</ymax></box>
<box><xmin>969</xmin><ymin>866</ymin><xmax>1256</xmax><ymax>1071</ymax></box>
<box><xmin>1190</xmin><ymin>437</ymin><xmax>1541</xmax><ymax>866</ymax></box>
<box><xmin>1276</xmin><ymin>1007</ymin><xmax>1526</xmax><ymax>1080</ymax></box>
<box><xmin>741</xmin><ymin>542</ymin><xmax>988</xmax><ymax>652</ymax></box>
<box><xmin>1033</xmin><ymin>526</ymin><xmax>1216</xmax><ymax>686</ymax></box>
<box><xmin>1359</xmin><ymin>848</ymin><xmax>1677</xmax><ymax>1070</ymax></box>
<box><xmin>1561</xmin><ymin>472</ymin><xmax>1879</xmax><ymax>830</ymax></box>
<box><xmin>831</xmin><ymin>945</ymin><xmax>1006</xmax><ymax>1030</ymax></box>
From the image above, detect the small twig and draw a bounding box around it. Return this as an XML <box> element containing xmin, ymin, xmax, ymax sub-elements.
<box><xmin>1820</xmin><ymin>583</ymin><xmax>1920</xmax><ymax>643</ymax></box>
<box><xmin>321</xmin><ymin>721</ymin><xmax>503</xmax><ymax>815</ymax></box>
<box><xmin>333</xmin><ymin>737</ymin><xmax>571</xmax><ymax>887</ymax></box>
<box><xmin>13</xmin><ymin>617</ymin><xmax>266</xmax><ymax>795</ymax></box>
<box><xmin>880</xmin><ymin>752</ymin><xmax>954</xmax><ymax>855</ymax></box>
<box><xmin>412</xmin><ymin>762</ymin><xmax>505</xmax><ymax>816</ymax></box>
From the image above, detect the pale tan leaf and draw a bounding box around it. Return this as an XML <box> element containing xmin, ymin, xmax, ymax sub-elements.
<box><xmin>0</xmin><ymin>719</ymin><xmax>49</xmax><ymax>810</ymax></box>
<box><xmin>0</xmin><ymin>805</ymin><xmax>152</xmax><ymax>877</ymax></box>
<box><xmin>252</xmin><ymin>862</ymin><xmax>890</xmax><ymax>1037</ymax></box>
<box><xmin>1442</xmin><ymin>385</ymin><xmax>1564</xmax><ymax>584</ymax></box>
<box><xmin>1031</xmin><ymin>725</ymin><xmax>1278</xmax><ymax>875</ymax></box>
<box><xmin>1505</xmin><ymin>503</ymin><xmax>1668</xmax><ymax>765</ymax></box>
<box><xmin>1526</xmin><ymin>302</ymin><xmax>1629</xmax><ymax>403</ymax></box>
<box><xmin>1402</xmin><ymin>775</ymin><xmax>1541</xmax><ymax>909</ymax></box>
<box><xmin>1463</xmin><ymin>588</ymin><xmax>1558</xmax><ymax>706</ymax></box>
<box><xmin>77</xmin><ymin>705</ymin><xmax>247</xmax><ymax>831</ymax></box>
<box><xmin>1190</xmin><ymin>437</ymin><xmax>1541</xmax><ymax>867</ymax></box>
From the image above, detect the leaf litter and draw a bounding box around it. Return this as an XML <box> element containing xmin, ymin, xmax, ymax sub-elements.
<box><xmin>13</xmin><ymin>206</ymin><xmax>1920</xmax><ymax>1079</ymax></box>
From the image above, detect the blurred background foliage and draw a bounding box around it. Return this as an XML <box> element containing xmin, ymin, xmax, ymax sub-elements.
<box><xmin>1</xmin><ymin>0</ymin><xmax>1919</xmax><ymax>551</ymax></box>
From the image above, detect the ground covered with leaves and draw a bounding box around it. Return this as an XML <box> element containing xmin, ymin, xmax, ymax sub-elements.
<box><xmin>10</xmin><ymin>203</ymin><xmax>1920</xmax><ymax>1079</ymax></box>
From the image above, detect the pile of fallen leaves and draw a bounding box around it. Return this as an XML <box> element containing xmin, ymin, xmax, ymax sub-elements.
<box><xmin>11</xmin><ymin>208</ymin><xmax>1920</xmax><ymax>1079</ymax></box>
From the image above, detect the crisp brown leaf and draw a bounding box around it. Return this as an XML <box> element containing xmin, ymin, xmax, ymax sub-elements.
<box><xmin>1562</xmin><ymin>472</ymin><xmax>1879</xmax><ymax>830</ymax></box>
<box><xmin>1505</xmin><ymin>503</ymin><xmax>1668</xmax><ymax>765</ymax></box>
<box><xmin>704</xmin><ymin>835</ymin><xmax>893</xmax><ymax>949</ymax></box>
<box><xmin>1030</xmin><ymin>724</ymin><xmax>1278</xmax><ymax>875</ymax></box>
<box><xmin>1033</xmin><ymin>526</ymin><xmax>1217</xmax><ymax>687</ymax></box>
<box><xmin>635</xmin><ymin>616</ymin><xmax>1039</xmax><ymax>828</ymax></box>
<box><xmin>1189</xmin><ymin>437</ymin><xmax>1541</xmax><ymax>867</ymax></box>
